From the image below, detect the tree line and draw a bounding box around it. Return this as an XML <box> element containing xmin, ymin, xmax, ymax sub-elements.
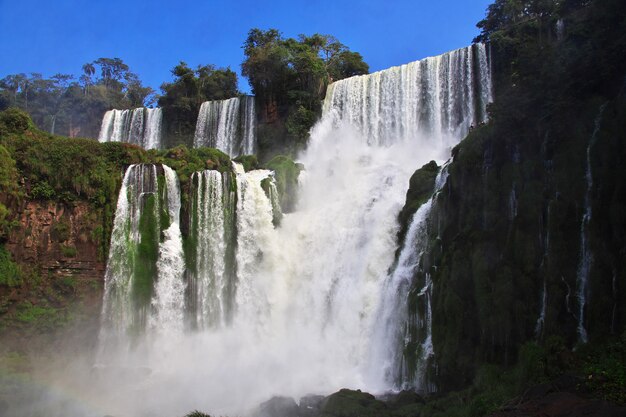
<box><xmin>0</xmin><ymin>29</ymin><xmax>368</xmax><ymax>158</ymax></box>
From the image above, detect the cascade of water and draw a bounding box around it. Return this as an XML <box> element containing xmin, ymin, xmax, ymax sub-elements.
<box><xmin>324</xmin><ymin>44</ymin><xmax>490</xmax><ymax>148</ymax></box>
<box><xmin>576</xmin><ymin>103</ymin><xmax>607</xmax><ymax>343</ymax></box>
<box><xmin>193</xmin><ymin>96</ymin><xmax>257</xmax><ymax>156</ymax></box>
<box><xmin>150</xmin><ymin>165</ymin><xmax>185</xmax><ymax>335</ymax></box>
<box><xmin>92</xmin><ymin>45</ymin><xmax>491</xmax><ymax>416</ymax></box>
<box><xmin>98</xmin><ymin>163</ymin><xmax>184</xmax><ymax>361</ymax></box>
<box><xmin>232</xmin><ymin>162</ymin><xmax>276</xmax><ymax>327</ymax></box>
<box><xmin>144</xmin><ymin>108</ymin><xmax>163</xmax><ymax>149</ymax></box>
<box><xmin>98</xmin><ymin>108</ymin><xmax>163</xmax><ymax>149</ymax></box>
<box><xmin>188</xmin><ymin>170</ymin><xmax>237</xmax><ymax>329</ymax></box>
<box><xmin>240</xmin><ymin>96</ymin><xmax>257</xmax><ymax>155</ymax></box>
<box><xmin>369</xmin><ymin>165</ymin><xmax>449</xmax><ymax>392</ymax></box>
<box><xmin>98</xmin><ymin>164</ymin><xmax>159</xmax><ymax>358</ymax></box>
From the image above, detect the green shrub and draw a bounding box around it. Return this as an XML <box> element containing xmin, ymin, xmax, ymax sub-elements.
<box><xmin>61</xmin><ymin>245</ymin><xmax>77</xmax><ymax>258</ymax></box>
<box><xmin>0</xmin><ymin>245</ymin><xmax>21</xmax><ymax>287</ymax></box>
<box><xmin>582</xmin><ymin>333</ymin><xmax>626</xmax><ymax>404</ymax></box>
<box><xmin>233</xmin><ymin>154</ymin><xmax>258</xmax><ymax>171</ymax></box>
<box><xmin>13</xmin><ymin>301</ymin><xmax>64</xmax><ymax>329</ymax></box>
<box><xmin>0</xmin><ymin>108</ymin><xmax>31</xmax><ymax>134</ymax></box>
<box><xmin>265</xmin><ymin>155</ymin><xmax>302</xmax><ymax>212</ymax></box>
<box><xmin>286</xmin><ymin>105</ymin><xmax>316</xmax><ymax>143</ymax></box>
<box><xmin>30</xmin><ymin>181</ymin><xmax>56</xmax><ymax>200</ymax></box>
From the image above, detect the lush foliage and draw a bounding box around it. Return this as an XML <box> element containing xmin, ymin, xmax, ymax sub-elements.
<box><xmin>0</xmin><ymin>58</ymin><xmax>154</xmax><ymax>139</ymax></box>
<box><xmin>0</xmin><ymin>245</ymin><xmax>21</xmax><ymax>287</ymax></box>
<box><xmin>158</xmin><ymin>63</ymin><xmax>240</xmax><ymax>147</ymax></box>
<box><xmin>0</xmin><ymin>141</ymin><xmax>20</xmax><ymax>239</ymax></box>
<box><xmin>242</xmin><ymin>29</ymin><xmax>368</xmax><ymax>158</ymax></box>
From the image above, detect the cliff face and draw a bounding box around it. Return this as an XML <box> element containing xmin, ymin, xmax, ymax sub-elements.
<box><xmin>396</xmin><ymin>0</ymin><xmax>626</xmax><ymax>393</ymax></box>
<box><xmin>0</xmin><ymin>199</ymin><xmax>107</xmax><ymax>343</ymax></box>
<box><xmin>7</xmin><ymin>200</ymin><xmax>105</xmax><ymax>285</ymax></box>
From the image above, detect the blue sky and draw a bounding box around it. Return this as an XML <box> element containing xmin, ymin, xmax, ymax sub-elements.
<box><xmin>0</xmin><ymin>0</ymin><xmax>492</xmax><ymax>94</ymax></box>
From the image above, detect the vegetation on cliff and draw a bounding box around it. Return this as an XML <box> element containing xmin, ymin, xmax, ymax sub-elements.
<box><xmin>0</xmin><ymin>108</ymin><xmax>235</xmax><ymax>340</ymax></box>
<box><xmin>242</xmin><ymin>29</ymin><xmax>368</xmax><ymax>159</ymax></box>
<box><xmin>158</xmin><ymin>63</ymin><xmax>240</xmax><ymax>148</ymax></box>
<box><xmin>391</xmin><ymin>0</ymin><xmax>626</xmax><ymax>413</ymax></box>
<box><xmin>0</xmin><ymin>58</ymin><xmax>154</xmax><ymax>139</ymax></box>
<box><xmin>0</xmin><ymin>30</ymin><xmax>369</xmax><ymax>159</ymax></box>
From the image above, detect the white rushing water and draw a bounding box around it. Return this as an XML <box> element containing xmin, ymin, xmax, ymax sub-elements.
<box><xmin>194</xmin><ymin>96</ymin><xmax>256</xmax><ymax>156</ymax></box>
<box><xmin>150</xmin><ymin>165</ymin><xmax>185</xmax><ymax>336</ymax></box>
<box><xmin>576</xmin><ymin>103</ymin><xmax>607</xmax><ymax>343</ymax></box>
<box><xmin>189</xmin><ymin>170</ymin><xmax>229</xmax><ymax>329</ymax></box>
<box><xmin>97</xmin><ymin>163</ymin><xmax>183</xmax><ymax>361</ymax></box>
<box><xmin>98</xmin><ymin>108</ymin><xmax>163</xmax><ymax>149</ymax></box>
<box><xmin>369</xmin><ymin>165</ymin><xmax>449</xmax><ymax>393</ymax></box>
<box><xmin>88</xmin><ymin>44</ymin><xmax>491</xmax><ymax>417</ymax></box>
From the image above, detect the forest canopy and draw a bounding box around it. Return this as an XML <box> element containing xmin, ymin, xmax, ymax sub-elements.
<box><xmin>0</xmin><ymin>28</ymin><xmax>369</xmax><ymax>156</ymax></box>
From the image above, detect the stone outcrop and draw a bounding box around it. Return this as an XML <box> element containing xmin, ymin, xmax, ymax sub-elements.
<box><xmin>2</xmin><ymin>200</ymin><xmax>106</xmax><ymax>325</ymax></box>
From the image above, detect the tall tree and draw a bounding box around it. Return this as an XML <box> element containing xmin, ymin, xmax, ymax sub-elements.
<box><xmin>241</xmin><ymin>28</ymin><xmax>368</xmax><ymax>154</ymax></box>
<box><xmin>158</xmin><ymin>62</ymin><xmax>239</xmax><ymax>147</ymax></box>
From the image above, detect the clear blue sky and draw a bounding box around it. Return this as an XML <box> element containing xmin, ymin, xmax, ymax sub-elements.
<box><xmin>0</xmin><ymin>0</ymin><xmax>492</xmax><ymax>94</ymax></box>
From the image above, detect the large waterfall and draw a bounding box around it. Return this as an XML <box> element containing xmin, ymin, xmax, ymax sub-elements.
<box><xmin>98</xmin><ymin>107</ymin><xmax>163</xmax><ymax>149</ymax></box>
<box><xmin>187</xmin><ymin>169</ymin><xmax>237</xmax><ymax>329</ymax></box>
<box><xmin>193</xmin><ymin>96</ymin><xmax>256</xmax><ymax>156</ymax></box>
<box><xmin>91</xmin><ymin>44</ymin><xmax>491</xmax><ymax>416</ymax></box>
<box><xmin>97</xmin><ymin>163</ymin><xmax>184</xmax><ymax>362</ymax></box>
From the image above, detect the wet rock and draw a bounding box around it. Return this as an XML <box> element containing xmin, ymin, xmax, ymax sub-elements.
<box><xmin>254</xmin><ymin>396</ymin><xmax>299</xmax><ymax>417</ymax></box>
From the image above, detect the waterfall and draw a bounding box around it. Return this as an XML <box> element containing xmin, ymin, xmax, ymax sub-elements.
<box><xmin>232</xmin><ymin>162</ymin><xmax>277</xmax><ymax>326</ymax></box>
<box><xmin>193</xmin><ymin>96</ymin><xmax>256</xmax><ymax>156</ymax></box>
<box><xmin>323</xmin><ymin>43</ymin><xmax>490</xmax><ymax>148</ymax></box>
<box><xmin>150</xmin><ymin>165</ymin><xmax>185</xmax><ymax>335</ymax></box>
<box><xmin>370</xmin><ymin>165</ymin><xmax>449</xmax><ymax>393</ymax></box>
<box><xmin>98</xmin><ymin>108</ymin><xmax>163</xmax><ymax>149</ymax></box>
<box><xmin>576</xmin><ymin>103</ymin><xmax>607</xmax><ymax>343</ymax></box>
<box><xmin>92</xmin><ymin>45</ymin><xmax>491</xmax><ymax>416</ymax></box>
<box><xmin>187</xmin><ymin>169</ymin><xmax>237</xmax><ymax>329</ymax></box>
<box><xmin>97</xmin><ymin>163</ymin><xmax>184</xmax><ymax>361</ymax></box>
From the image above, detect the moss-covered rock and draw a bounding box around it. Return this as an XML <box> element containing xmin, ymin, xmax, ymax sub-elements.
<box><xmin>396</xmin><ymin>160</ymin><xmax>439</xmax><ymax>248</ymax></box>
<box><xmin>264</xmin><ymin>155</ymin><xmax>302</xmax><ymax>213</ymax></box>
<box><xmin>234</xmin><ymin>154</ymin><xmax>259</xmax><ymax>172</ymax></box>
<box><xmin>320</xmin><ymin>389</ymin><xmax>388</xmax><ymax>417</ymax></box>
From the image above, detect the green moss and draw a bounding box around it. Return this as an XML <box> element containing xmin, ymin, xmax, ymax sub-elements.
<box><xmin>264</xmin><ymin>155</ymin><xmax>302</xmax><ymax>213</ymax></box>
<box><xmin>260</xmin><ymin>177</ymin><xmax>283</xmax><ymax>227</ymax></box>
<box><xmin>12</xmin><ymin>301</ymin><xmax>67</xmax><ymax>330</ymax></box>
<box><xmin>321</xmin><ymin>389</ymin><xmax>388</xmax><ymax>417</ymax></box>
<box><xmin>396</xmin><ymin>160</ymin><xmax>439</xmax><ymax>248</ymax></box>
<box><xmin>157</xmin><ymin>173</ymin><xmax>172</xmax><ymax>233</ymax></box>
<box><xmin>29</xmin><ymin>181</ymin><xmax>56</xmax><ymax>200</ymax></box>
<box><xmin>0</xmin><ymin>108</ymin><xmax>32</xmax><ymax>134</ymax></box>
<box><xmin>0</xmin><ymin>245</ymin><xmax>21</xmax><ymax>287</ymax></box>
<box><xmin>233</xmin><ymin>154</ymin><xmax>259</xmax><ymax>172</ymax></box>
<box><xmin>132</xmin><ymin>193</ymin><xmax>159</xmax><ymax>313</ymax></box>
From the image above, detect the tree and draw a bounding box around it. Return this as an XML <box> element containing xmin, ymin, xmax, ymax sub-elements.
<box><xmin>0</xmin><ymin>58</ymin><xmax>153</xmax><ymax>138</ymax></box>
<box><xmin>157</xmin><ymin>62</ymin><xmax>240</xmax><ymax>147</ymax></box>
<box><xmin>241</xmin><ymin>28</ymin><xmax>369</xmax><ymax>154</ymax></box>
